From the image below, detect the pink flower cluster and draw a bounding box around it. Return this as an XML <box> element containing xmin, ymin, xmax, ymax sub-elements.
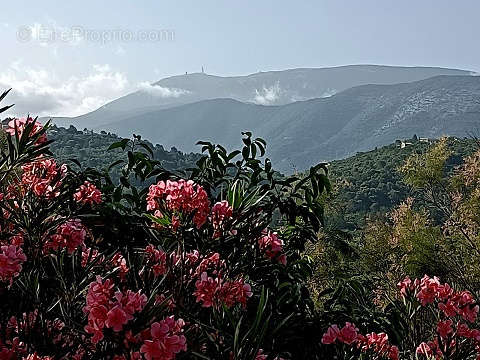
<box><xmin>83</xmin><ymin>276</ymin><xmax>147</xmax><ymax>344</ymax></box>
<box><xmin>6</xmin><ymin>117</ymin><xmax>47</xmax><ymax>145</ymax></box>
<box><xmin>112</xmin><ymin>252</ymin><xmax>129</xmax><ymax>281</ymax></box>
<box><xmin>322</xmin><ymin>323</ymin><xmax>399</xmax><ymax>360</ymax></box>
<box><xmin>0</xmin><ymin>244</ymin><xmax>27</xmax><ymax>283</ymax></box>
<box><xmin>73</xmin><ymin>181</ymin><xmax>102</xmax><ymax>205</ymax></box>
<box><xmin>147</xmin><ymin>179</ymin><xmax>210</xmax><ymax>229</ymax></box>
<box><xmin>397</xmin><ymin>275</ymin><xmax>480</xmax><ymax>358</ymax></box>
<box><xmin>144</xmin><ymin>245</ymin><xmax>167</xmax><ymax>277</ymax></box>
<box><xmin>21</xmin><ymin>158</ymin><xmax>67</xmax><ymax>199</ymax></box>
<box><xmin>194</xmin><ymin>272</ymin><xmax>252</xmax><ymax>309</ymax></box>
<box><xmin>44</xmin><ymin>219</ymin><xmax>86</xmax><ymax>254</ymax></box>
<box><xmin>177</xmin><ymin>251</ymin><xmax>253</xmax><ymax>309</ymax></box>
<box><xmin>398</xmin><ymin>275</ymin><xmax>479</xmax><ymax>322</ymax></box>
<box><xmin>258</xmin><ymin>230</ymin><xmax>287</xmax><ymax>265</ymax></box>
<box><xmin>211</xmin><ymin>200</ymin><xmax>233</xmax><ymax>238</ymax></box>
<box><xmin>140</xmin><ymin>316</ymin><xmax>187</xmax><ymax>360</ymax></box>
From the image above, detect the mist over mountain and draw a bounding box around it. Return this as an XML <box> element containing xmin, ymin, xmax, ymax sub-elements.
<box><xmin>47</xmin><ymin>65</ymin><xmax>469</xmax><ymax>129</ymax></box>
<box><xmin>42</xmin><ymin>65</ymin><xmax>480</xmax><ymax>173</ymax></box>
<box><xmin>84</xmin><ymin>75</ymin><xmax>479</xmax><ymax>173</ymax></box>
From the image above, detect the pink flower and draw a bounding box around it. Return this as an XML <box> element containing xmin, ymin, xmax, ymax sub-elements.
<box><xmin>211</xmin><ymin>200</ymin><xmax>233</xmax><ymax>237</ymax></box>
<box><xmin>194</xmin><ymin>272</ymin><xmax>219</xmax><ymax>308</ymax></box>
<box><xmin>397</xmin><ymin>276</ymin><xmax>413</xmax><ymax>297</ymax></box>
<box><xmin>83</xmin><ymin>276</ymin><xmax>146</xmax><ymax>343</ymax></box>
<box><xmin>6</xmin><ymin>117</ymin><xmax>47</xmax><ymax>144</ymax></box>
<box><xmin>438</xmin><ymin>299</ymin><xmax>458</xmax><ymax>318</ymax></box>
<box><xmin>258</xmin><ymin>230</ymin><xmax>287</xmax><ymax>265</ymax></box>
<box><xmin>146</xmin><ymin>179</ymin><xmax>210</xmax><ymax>229</ymax></box>
<box><xmin>145</xmin><ymin>245</ymin><xmax>167</xmax><ymax>277</ymax></box>
<box><xmin>389</xmin><ymin>345</ymin><xmax>399</xmax><ymax>360</ymax></box>
<box><xmin>106</xmin><ymin>305</ymin><xmax>129</xmax><ymax>332</ymax></box>
<box><xmin>21</xmin><ymin>157</ymin><xmax>67</xmax><ymax>199</ymax></box>
<box><xmin>115</xmin><ymin>290</ymin><xmax>147</xmax><ymax>317</ymax></box>
<box><xmin>321</xmin><ymin>325</ymin><xmax>340</xmax><ymax>344</ymax></box>
<box><xmin>416</xmin><ymin>275</ymin><xmax>441</xmax><ymax>306</ymax></box>
<box><xmin>112</xmin><ymin>252</ymin><xmax>129</xmax><ymax>281</ymax></box>
<box><xmin>140</xmin><ymin>316</ymin><xmax>187</xmax><ymax>360</ymax></box>
<box><xmin>338</xmin><ymin>322</ymin><xmax>359</xmax><ymax>345</ymax></box>
<box><xmin>0</xmin><ymin>244</ymin><xmax>27</xmax><ymax>282</ymax></box>
<box><xmin>73</xmin><ymin>181</ymin><xmax>102</xmax><ymax>205</ymax></box>
<box><xmin>416</xmin><ymin>342</ymin><xmax>433</xmax><ymax>356</ymax></box>
<box><xmin>44</xmin><ymin>219</ymin><xmax>86</xmax><ymax>254</ymax></box>
<box><xmin>218</xmin><ymin>278</ymin><xmax>253</xmax><ymax>308</ymax></box>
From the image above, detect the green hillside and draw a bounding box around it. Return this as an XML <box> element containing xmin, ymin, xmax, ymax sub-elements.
<box><xmin>327</xmin><ymin>136</ymin><xmax>478</xmax><ymax>229</ymax></box>
<box><xmin>48</xmin><ymin>125</ymin><xmax>200</xmax><ymax>177</ymax></box>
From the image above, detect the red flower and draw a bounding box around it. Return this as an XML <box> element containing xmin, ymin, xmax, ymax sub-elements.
<box><xmin>106</xmin><ymin>305</ymin><xmax>129</xmax><ymax>332</ymax></box>
<box><xmin>6</xmin><ymin>117</ymin><xmax>47</xmax><ymax>144</ymax></box>
<box><xmin>258</xmin><ymin>230</ymin><xmax>287</xmax><ymax>265</ymax></box>
<box><xmin>0</xmin><ymin>244</ymin><xmax>27</xmax><ymax>282</ymax></box>
<box><xmin>73</xmin><ymin>181</ymin><xmax>102</xmax><ymax>205</ymax></box>
<box><xmin>321</xmin><ymin>325</ymin><xmax>340</xmax><ymax>344</ymax></box>
<box><xmin>147</xmin><ymin>179</ymin><xmax>210</xmax><ymax>229</ymax></box>
<box><xmin>338</xmin><ymin>322</ymin><xmax>359</xmax><ymax>345</ymax></box>
<box><xmin>44</xmin><ymin>219</ymin><xmax>86</xmax><ymax>254</ymax></box>
<box><xmin>140</xmin><ymin>316</ymin><xmax>186</xmax><ymax>360</ymax></box>
<box><xmin>211</xmin><ymin>200</ymin><xmax>233</xmax><ymax>237</ymax></box>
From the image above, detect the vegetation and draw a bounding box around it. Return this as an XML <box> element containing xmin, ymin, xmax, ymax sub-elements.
<box><xmin>0</xmin><ymin>91</ymin><xmax>331</xmax><ymax>359</ymax></box>
<box><xmin>47</xmin><ymin>125</ymin><xmax>200</xmax><ymax>183</ymax></box>
<box><xmin>2</xmin><ymin>87</ymin><xmax>480</xmax><ymax>359</ymax></box>
<box><xmin>326</xmin><ymin>137</ymin><xmax>477</xmax><ymax>229</ymax></box>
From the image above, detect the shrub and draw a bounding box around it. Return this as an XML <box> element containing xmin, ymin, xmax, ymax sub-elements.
<box><xmin>0</xmin><ymin>91</ymin><xmax>329</xmax><ymax>359</ymax></box>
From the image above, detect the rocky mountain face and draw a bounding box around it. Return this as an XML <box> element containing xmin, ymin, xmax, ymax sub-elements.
<box><xmin>42</xmin><ymin>66</ymin><xmax>479</xmax><ymax>173</ymax></box>
<box><xmin>87</xmin><ymin>75</ymin><xmax>480</xmax><ymax>173</ymax></box>
<box><xmin>46</xmin><ymin>65</ymin><xmax>469</xmax><ymax>129</ymax></box>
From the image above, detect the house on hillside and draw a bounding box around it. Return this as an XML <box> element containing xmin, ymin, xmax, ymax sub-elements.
<box><xmin>395</xmin><ymin>139</ymin><xmax>413</xmax><ymax>149</ymax></box>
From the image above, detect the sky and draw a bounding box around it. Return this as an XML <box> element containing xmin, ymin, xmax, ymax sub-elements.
<box><xmin>1</xmin><ymin>0</ymin><xmax>479</xmax><ymax>117</ymax></box>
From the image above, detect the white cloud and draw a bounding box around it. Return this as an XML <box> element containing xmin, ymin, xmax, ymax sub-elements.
<box><xmin>320</xmin><ymin>88</ymin><xmax>337</xmax><ymax>98</ymax></box>
<box><xmin>0</xmin><ymin>61</ymin><xmax>131</xmax><ymax>117</ymax></box>
<box><xmin>137</xmin><ymin>82</ymin><xmax>190</xmax><ymax>98</ymax></box>
<box><xmin>253</xmin><ymin>82</ymin><xmax>282</xmax><ymax>105</ymax></box>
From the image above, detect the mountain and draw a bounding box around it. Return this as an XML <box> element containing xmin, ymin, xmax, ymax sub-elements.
<box><xmin>47</xmin><ymin>65</ymin><xmax>470</xmax><ymax>129</ymax></box>
<box><xmin>89</xmin><ymin>75</ymin><xmax>480</xmax><ymax>172</ymax></box>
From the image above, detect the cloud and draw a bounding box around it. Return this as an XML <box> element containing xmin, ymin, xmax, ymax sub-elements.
<box><xmin>253</xmin><ymin>82</ymin><xmax>282</xmax><ymax>105</ymax></box>
<box><xmin>137</xmin><ymin>82</ymin><xmax>190</xmax><ymax>98</ymax></box>
<box><xmin>320</xmin><ymin>88</ymin><xmax>337</xmax><ymax>98</ymax></box>
<box><xmin>0</xmin><ymin>61</ymin><xmax>131</xmax><ymax>117</ymax></box>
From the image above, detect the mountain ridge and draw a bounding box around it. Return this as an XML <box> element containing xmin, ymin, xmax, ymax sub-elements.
<box><xmin>85</xmin><ymin>75</ymin><xmax>480</xmax><ymax>172</ymax></box>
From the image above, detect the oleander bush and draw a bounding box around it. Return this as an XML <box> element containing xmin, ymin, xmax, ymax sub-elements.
<box><xmin>2</xmin><ymin>88</ymin><xmax>480</xmax><ymax>360</ymax></box>
<box><xmin>0</xmin><ymin>89</ymin><xmax>330</xmax><ymax>359</ymax></box>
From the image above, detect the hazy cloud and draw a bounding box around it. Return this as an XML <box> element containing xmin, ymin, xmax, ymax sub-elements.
<box><xmin>320</xmin><ymin>88</ymin><xmax>337</xmax><ymax>98</ymax></box>
<box><xmin>137</xmin><ymin>82</ymin><xmax>190</xmax><ymax>98</ymax></box>
<box><xmin>254</xmin><ymin>82</ymin><xmax>282</xmax><ymax>105</ymax></box>
<box><xmin>0</xmin><ymin>61</ymin><xmax>131</xmax><ymax>117</ymax></box>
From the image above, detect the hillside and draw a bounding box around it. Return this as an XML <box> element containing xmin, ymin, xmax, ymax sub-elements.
<box><xmin>44</xmin><ymin>126</ymin><xmax>478</xmax><ymax>227</ymax></box>
<box><xmin>46</xmin><ymin>65</ymin><xmax>469</xmax><ymax>130</ymax></box>
<box><xmin>64</xmin><ymin>75</ymin><xmax>480</xmax><ymax>173</ymax></box>
<box><xmin>47</xmin><ymin>125</ymin><xmax>199</xmax><ymax>180</ymax></box>
<box><xmin>327</xmin><ymin>137</ymin><xmax>478</xmax><ymax>229</ymax></box>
